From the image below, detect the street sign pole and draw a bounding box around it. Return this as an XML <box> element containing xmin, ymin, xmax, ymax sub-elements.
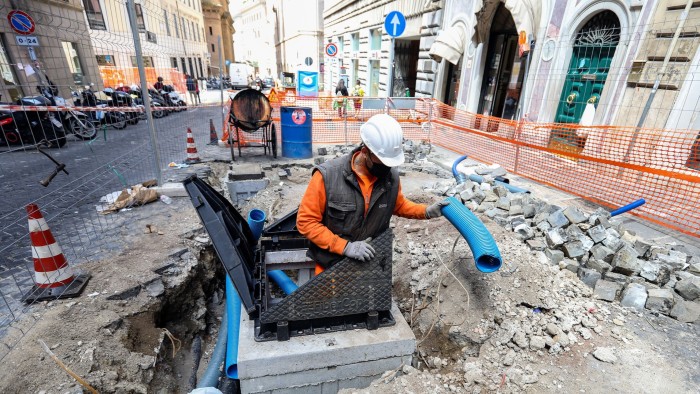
<box><xmin>384</xmin><ymin>11</ymin><xmax>405</xmax><ymax>99</ymax></box>
<box><xmin>388</xmin><ymin>37</ymin><xmax>395</xmax><ymax>99</ymax></box>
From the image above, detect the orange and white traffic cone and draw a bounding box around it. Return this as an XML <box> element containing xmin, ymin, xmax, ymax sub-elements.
<box><xmin>208</xmin><ymin>119</ymin><xmax>219</xmax><ymax>145</ymax></box>
<box><xmin>185</xmin><ymin>127</ymin><xmax>201</xmax><ymax>164</ymax></box>
<box><xmin>23</xmin><ymin>204</ymin><xmax>90</xmax><ymax>303</ymax></box>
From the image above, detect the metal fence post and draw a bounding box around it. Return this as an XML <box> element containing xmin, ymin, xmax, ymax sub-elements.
<box><xmin>344</xmin><ymin>107</ymin><xmax>348</xmax><ymax>147</ymax></box>
<box><xmin>127</xmin><ymin>0</ymin><xmax>162</xmax><ymax>185</ymax></box>
<box><xmin>218</xmin><ymin>36</ymin><xmax>224</xmax><ymax>132</ymax></box>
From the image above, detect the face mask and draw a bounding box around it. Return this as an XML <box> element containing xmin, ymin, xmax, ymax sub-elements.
<box><xmin>366</xmin><ymin>154</ymin><xmax>391</xmax><ymax>178</ymax></box>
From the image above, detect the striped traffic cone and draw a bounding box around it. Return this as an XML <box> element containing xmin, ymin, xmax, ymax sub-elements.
<box><xmin>208</xmin><ymin>119</ymin><xmax>219</xmax><ymax>145</ymax></box>
<box><xmin>22</xmin><ymin>204</ymin><xmax>90</xmax><ymax>303</ymax></box>
<box><xmin>185</xmin><ymin>128</ymin><xmax>201</xmax><ymax>164</ymax></box>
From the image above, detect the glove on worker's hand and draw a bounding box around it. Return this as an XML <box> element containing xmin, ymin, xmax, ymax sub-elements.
<box><xmin>426</xmin><ymin>200</ymin><xmax>450</xmax><ymax>219</ymax></box>
<box><xmin>343</xmin><ymin>239</ymin><xmax>375</xmax><ymax>262</ymax></box>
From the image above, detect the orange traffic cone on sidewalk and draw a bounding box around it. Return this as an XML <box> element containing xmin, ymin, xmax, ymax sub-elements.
<box><xmin>208</xmin><ymin>119</ymin><xmax>219</xmax><ymax>145</ymax></box>
<box><xmin>22</xmin><ymin>204</ymin><xmax>90</xmax><ymax>303</ymax></box>
<box><xmin>185</xmin><ymin>127</ymin><xmax>201</xmax><ymax>164</ymax></box>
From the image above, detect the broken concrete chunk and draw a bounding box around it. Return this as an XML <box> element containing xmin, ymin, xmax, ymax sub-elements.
<box><xmin>563</xmin><ymin>206</ymin><xmax>588</xmax><ymax>224</ymax></box>
<box><xmin>526</xmin><ymin>238</ymin><xmax>547</xmax><ymax>251</ymax></box>
<box><xmin>645</xmin><ymin>288</ymin><xmax>675</xmax><ymax>314</ymax></box>
<box><xmin>522</xmin><ymin>204</ymin><xmax>536</xmax><ymax>219</ymax></box>
<box><xmin>590</xmin><ymin>244</ymin><xmax>614</xmax><ymax>263</ymax></box>
<box><xmin>546</xmin><ymin>228</ymin><xmax>568</xmax><ymax>248</ymax></box>
<box><xmin>603</xmin><ymin>271</ymin><xmax>629</xmax><ymax>284</ymax></box>
<box><xmin>669</xmin><ymin>299</ymin><xmax>700</xmax><ymax>323</ymax></box>
<box><xmin>586</xmin><ymin>259</ymin><xmax>612</xmax><ymax>274</ymax></box>
<box><xmin>495</xmin><ymin>196</ymin><xmax>510</xmax><ymax>210</ymax></box>
<box><xmin>493</xmin><ymin>185</ymin><xmax>509</xmax><ymax>197</ymax></box>
<box><xmin>639</xmin><ymin>261</ymin><xmax>660</xmax><ymax>283</ymax></box>
<box><xmin>563</xmin><ymin>240</ymin><xmax>585</xmax><ymax>259</ymax></box>
<box><xmin>509</xmin><ymin>205</ymin><xmax>524</xmax><ymax>216</ymax></box>
<box><xmin>621</xmin><ymin>283</ymin><xmax>648</xmax><ymax>311</ymax></box>
<box><xmin>536</xmin><ymin>221</ymin><xmax>552</xmax><ymax>233</ymax></box>
<box><xmin>547</xmin><ymin>210</ymin><xmax>570</xmax><ymax>228</ymax></box>
<box><xmin>577</xmin><ymin>267</ymin><xmax>602</xmax><ymax>288</ymax></box>
<box><xmin>674</xmin><ymin>276</ymin><xmax>700</xmax><ymax>301</ymax></box>
<box><xmin>593</xmin><ymin>280</ymin><xmax>623</xmax><ymax>302</ymax></box>
<box><xmin>656</xmin><ymin>251</ymin><xmax>689</xmax><ymax>270</ymax></box>
<box><xmin>514</xmin><ymin>223</ymin><xmax>535</xmax><ymax>241</ymax></box>
<box><xmin>317</xmin><ymin>147</ymin><xmax>328</xmax><ymax>155</ymax></box>
<box><xmin>471</xmin><ymin>189</ymin><xmax>486</xmax><ymax>204</ymax></box>
<box><xmin>633</xmin><ymin>239</ymin><xmax>652</xmax><ymax>257</ymax></box>
<box><xmin>560</xmin><ymin>258</ymin><xmax>580</xmax><ymax>273</ymax></box>
<box><xmin>587</xmin><ymin>225</ymin><xmax>607</xmax><ymax>244</ymax></box>
<box><xmin>545</xmin><ymin>249</ymin><xmax>565</xmax><ymax>265</ymax></box>
<box><xmin>529</xmin><ymin>336</ymin><xmax>546</xmax><ymax>350</ymax></box>
<box><xmin>612</xmin><ymin>245</ymin><xmax>642</xmax><ymax>276</ymax></box>
<box><xmin>593</xmin><ymin>347</ymin><xmax>617</xmax><ymax>364</ymax></box>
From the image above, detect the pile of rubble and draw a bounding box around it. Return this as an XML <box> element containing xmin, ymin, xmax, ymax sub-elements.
<box><xmin>430</xmin><ymin>164</ymin><xmax>699</xmax><ymax>325</ymax></box>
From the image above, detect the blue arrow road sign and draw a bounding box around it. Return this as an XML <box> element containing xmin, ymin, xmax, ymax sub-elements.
<box><xmin>384</xmin><ymin>11</ymin><xmax>406</xmax><ymax>38</ymax></box>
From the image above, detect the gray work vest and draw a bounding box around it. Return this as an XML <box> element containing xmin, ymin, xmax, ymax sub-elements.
<box><xmin>308</xmin><ymin>147</ymin><xmax>400</xmax><ymax>267</ymax></box>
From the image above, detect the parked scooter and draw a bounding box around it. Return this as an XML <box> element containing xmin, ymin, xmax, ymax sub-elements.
<box><xmin>130</xmin><ymin>85</ymin><xmax>166</xmax><ymax>119</ymax></box>
<box><xmin>160</xmin><ymin>85</ymin><xmax>187</xmax><ymax>110</ymax></box>
<box><xmin>73</xmin><ymin>86</ymin><xmax>128</xmax><ymax>130</ymax></box>
<box><xmin>0</xmin><ymin>95</ymin><xmax>67</xmax><ymax>148</ymax></box>
<box><xmin>37</xmin><ymin>86</ymin><xmax>97</xmax><ymax>140</ymax></box>
<box><xmin>103</xmin><ymin>88</ymin><xmax>140</xmax><ymax>125</ymax></box>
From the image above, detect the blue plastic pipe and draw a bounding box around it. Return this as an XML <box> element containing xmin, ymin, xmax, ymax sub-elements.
<box><xmin>197</xmin><ymin>298</ymin><xmax>228</xmax><ymax>388</ymax></box>
<box><xmin>441</xmin><ymin>196</ymin><xmax>502</xmax><ymax>273</ymax></box>
<box><xmin>267</xmin><ymin>270</ymin><xmax>299</xmax><ymax>294</ymax></box>
<box><xmin>225</xmin><ymin>276</ymin><xmax>241</xmax><ymax>379</ymax></box>
<box><xmin>468</xmin><ymin>174</ymin><xmax>530</xmax><ymax>194</ymax></box>
<box><xmin>247</xmin><ymin>209</ymin><xmax>266</xmax><ymax>242</ymax></box>
<box><xmin>452</xmin><ymin>155</ymin><xmax>469</xmax><ymax>184</ymax></box>
<box><xmin>610</xmin><ymin>198</ymin><xmax>645</xmax><ymax>217</ymax></box>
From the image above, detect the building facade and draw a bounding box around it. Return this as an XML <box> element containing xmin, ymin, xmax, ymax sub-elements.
<box><xmin>0</xmin><ymin>0</ymin><xmax>100</xmax><ymax>100</ymax></box>
<box><xmin>203</xmin><ymin>0</ymin><xmax>234</xmax><ymax>77</ymax></box>
<box><xmin>83</xmin><ymin>0</ymin><xmax>208</xmax><ymax>89</ymax></box>
<box><xmin>232</xmin><ymin>0</ymin><xmax>277</xmax><ymax>78</ymax></box>
<box><xmin>269</xmin><ymin>0</ymin><xmax>324</xmax><ymax>80</ymax></box>
<box><xmin>323</xmin><ymin>0</ymin><xmax>444</xmax><ymax>97</ymax></box>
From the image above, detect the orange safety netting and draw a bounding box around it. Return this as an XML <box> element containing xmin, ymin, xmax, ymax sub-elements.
<box><xmin>222</xmin><ymin>95</ymin><xmax>699</xmax><ymax>237</ymax></box>
<box><xmin>98</xmin><ymin>66</ymin><xmax>187</xmax><ymax>92</ymax></box>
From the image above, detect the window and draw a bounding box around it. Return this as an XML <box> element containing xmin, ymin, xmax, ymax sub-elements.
<box><xmin>338</xmin><ymin>36</ymin><xmax>344</xmax><ymax>53</ymax></box>
<box><xmin>188</xmin><ymin>58</ymin><xmax>194</xmax><ymax>77</ymax></box>
<box><xmin>198</xmin><ymin>58</ymin><xmax>203</xmax><ymax>77</ymax></box>
<box><xmin>134</xmin><ymin>4</ymin><xmax>145</xmax><ymax>32</ymax></box>
<box><xmin>171</xmin><ymin>57</ymin><xmax>178</xmax><ymax>69</ymax></box>
<box><xmin>370</xmin><ymin>29</ymin><xmax>381</xmax><ymax>51</ymax></box>
<box><xmin>192</xmin><ymin>21</ymin><xmax>197</xmax><ymax>41</ymax></box>
<box><xmin>82</xmin><ymin>0</ymin><xmax>106</xmax><ymax>30</ymax></box>
<box><xmin>0</xmin><ymin>35</ymin><xmax>22</xmax><ymax>101</ymax></box>
<box><xmin>209</xmin><ymin>26</ymin><xmax>213</xmax><ymax>36</ymax></box>
<box><xmin>62</xmin><ymin>42</ymin><xmax>84</xmax><ymax>85</ymax></box>
<box><xmin>181</xmin><ymin>58</ymin><xmax>187</xmax><ymax>74</ymax></box>
<box><xmin>182</xmin><ymin>17</ymin><xmax>188</xmax><ymax>39</ymax></box>
<box><xmin>173</xmin><ymin>15</ymin><xmax>179</xmax><ymax>38</ymax></box>
<box><xmin>211</xmin><ymin>43</ymin><xmax>215</xmax><ymax>52</ymax></box>
<box><xmin>164</xmin><ymin>10</ymin><xmax>170</xmax><ymax>36</ymax></box>
<box><xmin>96</xmin><ymin>54</ymin><xmax>115</xmax><ymax>66</ymax></box>
<box><xmin>351</xmin><ymin>32</ymin><xmax>359</xmax><ymax>51</ymax></box>
<box><xmin>130</xmin><ymin>56</ymin><xmax>154</xmax><ymax>67</ymax></box>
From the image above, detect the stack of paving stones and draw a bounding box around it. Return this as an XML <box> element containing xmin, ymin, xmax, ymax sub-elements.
<box><xmin>433</xmin><ymin>173</ymin><xmax>700</xmax><ymax>324</ymax></box>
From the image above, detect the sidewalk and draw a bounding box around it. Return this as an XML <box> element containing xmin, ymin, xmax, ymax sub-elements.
<box><xmin>428</xmin><ymin>145</ymin><xmax>700</xmax><ymax>255</ymax></box>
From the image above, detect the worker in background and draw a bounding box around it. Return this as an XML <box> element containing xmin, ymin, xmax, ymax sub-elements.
<box><xmin>297</xmin><ymin>114</ymin><xmax>449</xmax><ymax>269</ymax></box>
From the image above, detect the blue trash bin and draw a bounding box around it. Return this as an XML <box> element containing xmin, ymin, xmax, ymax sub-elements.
<box><xmin>280</xmin><ymin>106</ymin><xmax>312</xmax><ymax>159</ymax></box>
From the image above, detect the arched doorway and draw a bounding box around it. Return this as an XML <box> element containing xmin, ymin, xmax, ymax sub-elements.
<box><xmin>549</xmin><ymin>11</ymin><xmax>621</xmax><ymax>156</ymax></box>
<box><xmin>477</xmin><ymin>3</ymin><xmax>526</xmax><ymax>120</ymax></box>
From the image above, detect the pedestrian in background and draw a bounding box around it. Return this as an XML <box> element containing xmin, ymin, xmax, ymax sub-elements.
<box><xmin>335</xmin><ymin>79</ymin><xmax>349</xmax><ymax>118</ymax></box>
<box><xmin>186</xmin><ymin>74</ymin><xmax>199</xmax><ymax>105</ymax></box>
<box><xmin>352</xmin><ymin>80</ymin><xmax>365</xmax><ymax>119</ymax></box>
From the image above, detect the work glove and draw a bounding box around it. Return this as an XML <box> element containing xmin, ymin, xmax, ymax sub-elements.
<box><xmin>426</xmin><ymin>200</ymin><xmax>450</xmax><ymax>219</ymax></box>
<box><xmin>343</xmin><ymin>238</ymin><xmax>375</xmax><ymax>262</ymax></box>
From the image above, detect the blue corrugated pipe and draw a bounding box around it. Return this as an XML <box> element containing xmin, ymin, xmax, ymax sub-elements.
<box><xmin>441</xmin><ymin>196</ymin><xmax>502</xmax><ymax>273</ymax></box>
<box><xmin>197</xmin><ymin>296</ymin><xmax>228</xmax><ymax>388</ymax></box>
<box><xmin>248</xmin><ymin>208</ymin><xmax>266</xmax><ymax>242</ymax></box>
<box><xmin>452</xmin><ymin>155</ymin><xmax>469</xmax><ymax>184</ymax></box>
<box><xmin>610</xmin><ymin>198</ymin><xmax>645</xmax><ymax>217</ymax></box>
<box><xmin>225</xmin><ymin>276</ymin><xmax>242</xmax><ymax>379</ymax></box>
<box><xmin>267</xmin><ymin>270</ymin><xmax>299</xmax><ymax>294</ymax></box>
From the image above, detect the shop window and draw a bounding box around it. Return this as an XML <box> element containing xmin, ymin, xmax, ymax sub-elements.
<box><xmin>82</xmin><ymin>0</ymin><xmax>106</xmax><ymax>30</ymax></box>
<box><xmin>370</xmin><ymin>29</ymin><xmax>381</xmax><ymax>51</ymax></box>
<box><xmin>96</xmin><ymin>54</ymin><xmax>115</xmax><ymax>66</ymax></box>
<box><xmin>62</xmin><ymin>42</ymin><xmax>85</xmax><ymax>85</ymax></box>
<box><xmin>0</xmin><ymin>35</ymin><xmax>21</xmax><ymax>101</ymax></box>
<box><xmin>131</xmin><ymin>56</ymin><xmax>154</xmax><ymax>67</ymax></box>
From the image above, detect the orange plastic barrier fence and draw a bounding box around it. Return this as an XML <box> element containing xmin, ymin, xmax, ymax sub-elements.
<box><xmin>98</xmin><ymin>66</ymin><xmax>186</xmax><ymax>92</ymax></box>
<box><xmin>220</xmin><ymin>94</ymin><xmax>700</xmax><ymax>237</ymax></box>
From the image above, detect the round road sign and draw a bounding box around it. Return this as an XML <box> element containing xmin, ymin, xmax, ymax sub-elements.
<box><xmin>7</xmin><ymin>10</ymin><xmax>35</xmax><ymax>35</ymax></box>
<box><xmin>325</xmin><ymin>43</ymin><xmax>338</xmax><ymax>57</ymax></box>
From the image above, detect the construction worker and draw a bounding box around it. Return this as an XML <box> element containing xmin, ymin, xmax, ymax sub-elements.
<box><xmin>297</xmin><ymin>114</ymin><xmax>449</xmax><ymax>269</ymax></box>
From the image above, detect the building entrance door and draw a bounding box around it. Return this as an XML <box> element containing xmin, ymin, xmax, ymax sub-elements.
<box><xmin>550</xmin><ymin>11</ymin><xmax>620</xmax><ymax>155</ymax></box>
<box><xmin>392</xmin><ymin>39</ymin><xmax>419</xmax><ymax>96</ymax></box>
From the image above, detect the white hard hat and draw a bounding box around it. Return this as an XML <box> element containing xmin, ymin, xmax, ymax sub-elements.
<box><xmin>360</xmin><ymin>114</ymin><xmax>404</xmax><ymax>167</ymax></box>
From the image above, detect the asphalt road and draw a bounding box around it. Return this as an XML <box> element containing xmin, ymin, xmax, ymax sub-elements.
<box><xmin>0</xmin><ymin>105</ymin><xmax>222</xmax><ymax>311</ymax></box>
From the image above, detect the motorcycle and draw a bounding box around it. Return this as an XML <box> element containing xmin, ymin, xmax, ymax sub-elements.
<box><xmin>130</xmin><ymin>85</ymin><xmax>166</xmax><ymax>119</ymax></box>
<box><xmin>37</xmin><ymin>86</ymin><xmax>97</xmax><ymax>140</ymax></box>
<box><xmin>0</xmin><ymin>95</ymin><xmax>67</xmax><ymax>148</ymax></box>
<box><xmin>160</xmin><ymin>85</ymin><xmax>186</xmax><ymax>111</ymax></box>
<box><xmin>74</xmin><ymin>86</ymin><xmax>128</xmax><ymax>130</ymax></box>
<box><xmin>103</xmin><ymin>88</ymin><xmax>140</xmax><ymax>125</ymax></box>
